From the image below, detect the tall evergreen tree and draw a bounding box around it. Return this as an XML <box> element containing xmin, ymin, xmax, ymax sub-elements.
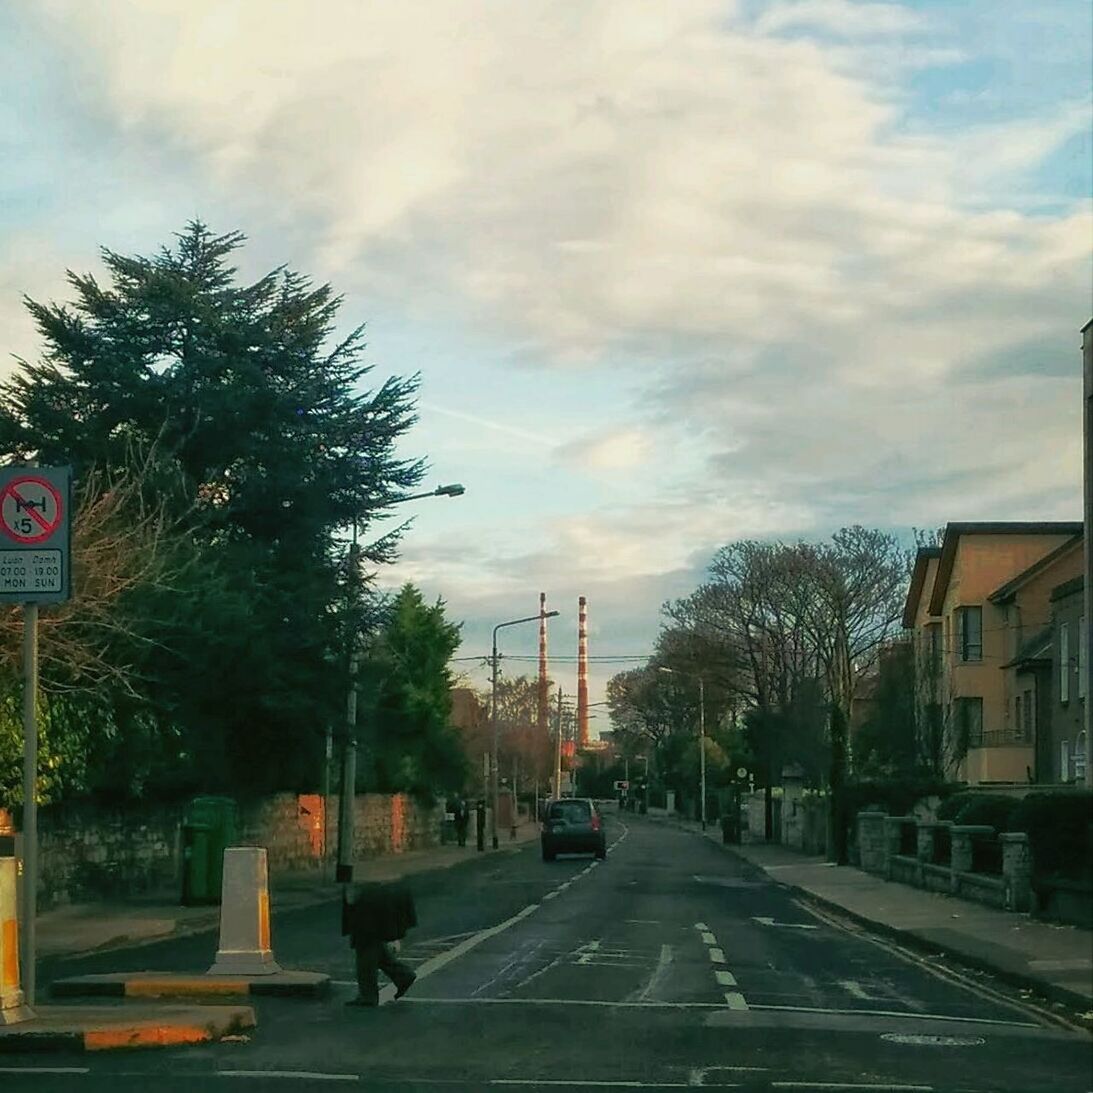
<box><xmin>0</xmin><ymin>223</ymin><xmax>424</xmax><ymax>794</ymax></box>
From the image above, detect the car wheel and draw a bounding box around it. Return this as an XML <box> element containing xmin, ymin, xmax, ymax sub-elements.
<box><xmin>542</xmin><ymin>846</ymin><xmax>556</xmax><ymax>862</ymax></box>
<box><xmin>595</xmin><ymin>844</ymin><xmax>607</xmax><ymax>860</ymax></box>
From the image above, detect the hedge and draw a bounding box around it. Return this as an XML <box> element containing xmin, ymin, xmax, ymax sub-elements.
<box><xmin>843</xmin><ymin>779</ymin><xmax>954</xmax><ymax>820</ymax></box>
<box><xmin>936</xmin><ymin>792</ymin><xmax>1021</xmax><ymax>831</ymax></box>
<box><xmin>1010</xmin><ymin>790</ymin><xmax>1093</xmax><ymax>882</ymax></box>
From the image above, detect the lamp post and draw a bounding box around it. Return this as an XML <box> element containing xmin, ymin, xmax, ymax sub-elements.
<box><xmin>334</xmin><ymin>483</ymin><xmax>466</xmax><ymax>885</ymax></box>
<box><xmin>659</xmin><ymin>666</ymin><xmax>707</xmax><ymax>830</ymax></box>
<box><xmin>492</xmin><ymin>610</ymin><xmax>559</xmax><ymax>849</ymax></box>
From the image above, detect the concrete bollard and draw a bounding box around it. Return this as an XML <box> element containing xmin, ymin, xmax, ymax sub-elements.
<box><xmin>208</xmin><ymin>847</ymin><xmax>282</xmax><ymax>976</ymax></box>
<box><xmin>0</xmin><ymin>857</ymin><xmax>33</xmax><ymax>1025</ymax></box>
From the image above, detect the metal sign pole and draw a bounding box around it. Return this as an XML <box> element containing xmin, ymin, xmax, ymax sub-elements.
<box><xmin>20</xmin><ymin>602</ymin><xmax>38</xmax><ymax>1007</ymax></box>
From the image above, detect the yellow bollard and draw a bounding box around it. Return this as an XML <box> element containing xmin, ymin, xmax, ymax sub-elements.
<box><xmin>0</xmin><ymin>857</ymin><xmax>33</xmax><ymax>1025</ymax></box>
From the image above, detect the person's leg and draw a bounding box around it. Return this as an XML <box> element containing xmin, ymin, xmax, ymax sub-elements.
<box><xmin>378</xmin><ymin>942</ymin><xmax>416</xmax><ymax>998</ymax></box>
<box><xmin>350</xmin><ymin>940</ymin><xmax>381</xmax><ymax>1005</ymax></box>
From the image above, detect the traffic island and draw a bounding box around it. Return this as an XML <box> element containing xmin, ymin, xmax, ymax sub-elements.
<box><xmin>51</xmin><ymin>970</ymin><xmax>329</xmax><ymax>1001</ymax></box>
<box><xmin>0</xmin><ymin>1003</ymin><xmax>255</xmax><ymax>1053</ymax></box>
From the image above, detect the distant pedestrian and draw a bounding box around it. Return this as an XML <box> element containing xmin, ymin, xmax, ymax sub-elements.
<box><xmin>453</xmin><ymin>797</ymin><xmax>470</xmax><ymax>847</ymax></box>
<box><xmin>342</xmin><ymin>881</ymin><xmax>417</xmax><ymax>1006</ymax></box>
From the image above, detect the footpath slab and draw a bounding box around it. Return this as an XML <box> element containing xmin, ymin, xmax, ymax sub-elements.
<box><xmin>647</xmin><ymin>812</ymin><xmax>1093</xmax><ymax>1014</ymax></box>
<box><xmin>0</xmin><ymin>1003</ymin><xmax>254</xmax><ymax>1053</ymax></box>
<box><xmin>38</xmin><ymin>822</ymin><xmax>540</xmax><ymax>961</ymax></box>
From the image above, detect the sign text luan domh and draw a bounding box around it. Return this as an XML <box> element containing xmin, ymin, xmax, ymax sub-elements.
<box><xmin>0</xmin><ymin>466</ymin><xmax>72</xmax><ymax>604</ymax></box>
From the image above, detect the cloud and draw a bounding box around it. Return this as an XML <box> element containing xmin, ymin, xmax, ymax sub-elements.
<box><xmin>555</xmin><ymin>428</ymin><xmax>653</xmax><ymax>471</ymax></box>
<box><xmin>6</xmin><ymin>1</ymin><xmax>1090</xmax><ymax>713</ymax></box>
<box><xmin>755</xmin><ymin>0</ymin><xmax>926</xmax><ymax>38</ymax></box>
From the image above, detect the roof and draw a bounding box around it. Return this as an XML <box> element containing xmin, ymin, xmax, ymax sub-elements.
<box><xmin>988</xmin><ymin>536</ymin><xmax>1083</xmax><ymax>605</ymax></box>
<box><xmin>1050</xmin><ymin>574</ymin><xmax>1085</xmax><ymax>603</ymax></box>
<box><xmin>902</xmin><ymin>546</ymin><xmax>942</xmax><ymax>628</ymax></box>
<box><xmin>927</xmin><ymin>522</ymin><xmax>1084</xmax><ymax>617</ymax></box>
<box><xmin>1001</xmin><ymin>625</ymin><xmax>1053</xmax><ymax>670</ymax></box>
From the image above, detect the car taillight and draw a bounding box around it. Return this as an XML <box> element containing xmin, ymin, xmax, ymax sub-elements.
<box><xmin>590</xmin><ymin>813</ymin><xmax>601</xmax><ymax>831</ymax></box>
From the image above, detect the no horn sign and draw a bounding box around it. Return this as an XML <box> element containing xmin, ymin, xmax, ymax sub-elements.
<box><xmin>0</xmin><ymin>466</ymin><xmax>72</xmax><ymax>603</ymax></box>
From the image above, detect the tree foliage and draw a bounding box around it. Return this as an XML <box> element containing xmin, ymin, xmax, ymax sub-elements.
<box><xmin>0</xmin><ymin>223</ymin><xmax>424</xmax><ymax>799</ymax></box>
<box><xmin>358</xmin><ymin>585</ymin><xmax>466</xmax><ymax>799</ymax></box>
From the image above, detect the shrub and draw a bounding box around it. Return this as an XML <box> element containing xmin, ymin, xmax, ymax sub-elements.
<box><xmin>938</xmin><ymin>792</ymin><xmax>1021</xmax><ymax>831</ymax></box>
<box><xmin>1010</xmin><ymin>790</ymin><xmax>1093</xmax><ymax>881</ymax></box>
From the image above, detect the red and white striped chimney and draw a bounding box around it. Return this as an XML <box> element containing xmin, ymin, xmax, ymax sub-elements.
<box><xmin>577</xmin><ymin>596</ymin><xmax>589</xmax><ymax>748</ymax></box>
<box><xmin>537</xmin><ymin>593</ymin><xmax>549</xmax><ymax>740</ymax></box>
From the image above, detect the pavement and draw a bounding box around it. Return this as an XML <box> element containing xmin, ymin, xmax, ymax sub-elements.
<box><xmin>37</xmin><ymin>822</ymin><xmax>541</xmax><ymax>960</ymax></box>
<box><xmin>645</xmin><ymin>812</ymin><xmax>1093</xmax><ymax>1014</ymax></box>
<box><xmin>3</xmin><ymin>813</ymin><xmax>1090</xmax><ymax>1091</ymax></box>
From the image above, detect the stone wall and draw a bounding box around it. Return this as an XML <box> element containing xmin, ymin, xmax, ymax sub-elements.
<box><xmin>32</xmin><ymin>791</ymin><xmax>444</xmax><ymax>909</ymax></box>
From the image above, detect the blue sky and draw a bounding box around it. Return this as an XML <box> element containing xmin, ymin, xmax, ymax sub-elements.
<box><xmin>2</xmin><ymin>1</ymin><xmax>1090</xmax><ymax>721</ymax></box>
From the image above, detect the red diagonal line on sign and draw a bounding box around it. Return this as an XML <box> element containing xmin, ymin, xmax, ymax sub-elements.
<box><xmin>3</xmin><ymin>484</ymin><xmax>54</xmax><ymax>532</ymax></box>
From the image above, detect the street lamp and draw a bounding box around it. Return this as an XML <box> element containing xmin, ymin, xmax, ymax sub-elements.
<box><xmin>334</xmin><ymin>483</ymin><xmax>467</xmax><ymax>885</ymax></box>
<box><xmin>659</xmin><ymin>666</ymin><xmax>707</xmax><ymax>830</ymax></box>
<box><xmin>492</xmin><ymin>611</ymin><xmax>559</xmax><ymax>848</ymax></box>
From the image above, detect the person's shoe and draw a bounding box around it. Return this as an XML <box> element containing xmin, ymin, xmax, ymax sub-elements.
<box><xmin>394</xmin><ymin>973</ymin><xmax>416</xmax><ymax>1000</ymax></box>
<box><xmin>346</xmin><ymin>996</ymin><xmax>379</xmax><ymax>1007</ymax></box>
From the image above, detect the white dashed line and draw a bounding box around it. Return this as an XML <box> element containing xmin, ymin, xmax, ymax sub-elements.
<box><xmin>700</xmin><ymin>931</ymin><xmax>717</xmax><ymax>945</ymax></box>
<box><xmin>723</xmin><ymin>991</ymin><xmax>749</xmax><ymax>1010</ymax></box>
<box><xmin>715</xmin><ymin>969</ymin><xmax>738</xmax><ymax>987</ymax></box>
<box><xmin>220</xmin><ymin>1072</ymin><xmax>358</xmax><ymax>1082</ymax></box>
<box><xmin>694</xmin><ymin>922</ymin><xmax>709</xmax><ymax>931</ymax></box>
<box><xmin>708</xmin><ymin>947</ymin><xmax>726</xmax><ymax>964</ymax></box>
<box><xmin>838</xmin><ymin>979</ymin><xmax>870</xmax><ymax>1000</ymax></box>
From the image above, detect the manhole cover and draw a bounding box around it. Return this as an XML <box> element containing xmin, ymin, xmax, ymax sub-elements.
<box><xmin>881</xmin><ymin>1033</ymin><xmax>985</xmax><ymax>1047</ymax></box>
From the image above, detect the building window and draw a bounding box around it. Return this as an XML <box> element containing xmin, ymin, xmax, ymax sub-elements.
<box><xmin>954</xmin><ymin>696</ymin><xmax>983</xmax><ymax>750</ymax></box>
<box><xmin>1079</xmin><ymin>617</ymin><xmax>1087</xmax><ymax>701</ymax></box>
<box><xmin>1059</xmin><ymin>622</ymin><xmax>1070</xmax><ymax>704</ymax></box>
<box><xmin>929</xmin><ymin>623</ymin><xmax>941</xmax><ymax>668</ymax></box>
<box><xmin>1014</xmin><ymin>694</ymin><xmax>1022</xmax><ymax>739</ymax></box>
<box><xmin>1022</xmin><ymin>688</ymin><xmax>1033</xmax><ymax>743</ymax></box>
<box><xmin>956</xmin><ymin>607</ymin><xmax>982</xmax><ymax>663</ymax></box>
<box><xmin>1060</xmin><ymin>739</ymin><xmax>1071</xmax><ymax>781</ymax></box>
<box><xmin>1076</xmin><ymin>731</ymin><xmax>1088</xmax><ymax>781</ymax></box>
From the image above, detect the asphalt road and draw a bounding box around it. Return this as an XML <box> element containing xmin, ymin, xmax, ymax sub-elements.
<box><xmin>10</xmin><ymin>814</ymin><xmax>1093</xmax><ymax>1092</ymax></box>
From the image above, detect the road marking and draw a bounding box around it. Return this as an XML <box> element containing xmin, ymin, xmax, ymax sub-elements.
<box><xmin>625</xmin><ymin>919</ymin><xmax>660</xmax><ymax>925</ymax></box>
<box><xmin>700</xmin><ymin>931</ymin><xmax>717</xmax><ymax>945</ymax></box>
<box><xmin>576</xmin><ymin>939</ymin><xmax>602</xmax><ymax>965</ymax></box>
<box><xmin>770</xmin><ymin>1085</ymin><xmax>931</xmax><ymax>1091</ymax></box>
<box><xmin>708</xmin><ymin>947</ymin><xmax>725</xmax><ymax>963</ymax></box>
<box><xmin>490</xmin><ymin>1082</ymin><xmax>704</xmax><ymax>1089</ymax></box>
<box><xmin>723</xmin><ymin>991</ymin><xmax>749</xmax><ymax>1010</ymax></box>
<box><xmin>752</xmin><ymin>916</ymin><xmax>818</xmax><ymax>930</ymax></box>
<box><xmin>694</xmin><ymin>922</ymin><xmax>709</xmax><ymax>931</ymax></box>
<box><xmin>632</xmin><ymin>943</ymin><xmax>674</xmax><ymax>1002</ymax></box>
<box><xmin>714</xmin><ymin>969</ymin><xmax>738</xmax><ymax>987</ymax></box>
<box><xmin>543</xmin><ymin>890</ymin><xmax>559</xmax><ymax>900</ymax></box>
<box><xmin>839</xmin><ymin>980</ymin><xmax>870</xmax><ymax>1000</ymax></box>
<box><xmin>0</xmin><ymin>1068</ymin><xmax>91</xmax><ymax>1075</ymax></box>
<box><xmin>220</xmin><ymin>1072</ymin><xmax>358</xmax><ymax>1081</ymax></box>
<box><xmin>748</xmin><ymin>1004</ymin><xmax>1039</xmax><ymax>1029</ymax></box>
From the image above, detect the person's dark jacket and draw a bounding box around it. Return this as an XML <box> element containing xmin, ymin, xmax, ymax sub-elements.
<box><xmin>342</xmin><ymin>882</ymin><xmax>417</xmax><ymax>947</ymax></box>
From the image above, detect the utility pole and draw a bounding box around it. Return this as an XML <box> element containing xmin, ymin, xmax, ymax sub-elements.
<box><xmin>1083</xmin><ymin>319</ymin><xmax>1092</xmax><ymax>788</ymax></box>
<box><xmin>554</xmin><ymin>687</ymin><xmax>564</xmax><ymax>800</ymax></box>
<box><xmin>335</xmin><ymin>530</ymin><xmax>360</xmax><ymax>886</ymax></box>
<box><xmin>21</xmin><ymin>601</ymin><xmax>37</xmax><ymax>1006</ymax></box>
<box><xmin>490</xmin><ymin>638</ymin><xmax>500</xmax><ymax>850</ymax></box>
<box><xmin>510</xmin><ymin>755</ymin><xmax>518</xmax><ymax>840</ymax></box>
<box><xmin>699</xmin><ymin>674</ymin><xmax>707</xmax><ymax>831</ymax></box>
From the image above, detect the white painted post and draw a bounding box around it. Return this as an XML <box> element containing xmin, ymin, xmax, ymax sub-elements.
<box><xmin>208</xmin><ymin>847</ymin><xmax>282</xmax><ymax>976</ymax></box>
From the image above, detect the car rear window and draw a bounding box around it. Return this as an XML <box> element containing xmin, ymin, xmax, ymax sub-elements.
<box><xmin>548</xmin><ymin>800</ymin><xmax>591</xmax><ymax>822</ymax></box>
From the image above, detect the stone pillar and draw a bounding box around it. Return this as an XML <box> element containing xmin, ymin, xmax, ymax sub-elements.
<box><xmin>781</xmin><ymin>764</ymin><xmax>805</xmax><ymax>851</ymax></box>
<box><xmin>857</xmin><ymin>812</ymin><xmax>887</xmax><ymax>875</ymax></box>
<box><xmin>950</xmin><ymin>825</ymin><xmax>993</xmax><ymax>896</ymax></box>
<box><xmin>1001</xmin><ymin>832</ymin><xmax>1032</xmax><ymax>912</ymax></box>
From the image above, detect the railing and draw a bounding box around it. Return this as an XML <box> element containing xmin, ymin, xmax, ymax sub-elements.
<box><xmin>971</xmin><ymin>729</ymin><xmax>1032</xmax><ymax>749</ymax></box>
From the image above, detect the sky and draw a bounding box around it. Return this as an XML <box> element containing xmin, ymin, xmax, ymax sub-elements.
<box><xmin>1</xmin><ymin>1</ymin><xmax>1090</xmax><ymax>728</ymax></box>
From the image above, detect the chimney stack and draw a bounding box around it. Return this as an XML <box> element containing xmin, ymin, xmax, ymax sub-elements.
<box><xmin>577</xmin><ymin>596</ymin><xmax>589</xmax><ymax>748</ymax></box>
<box><xmin>537</xmin><ymin>593</ymin><xmax>549</xmax><ymax>741</ymax></box>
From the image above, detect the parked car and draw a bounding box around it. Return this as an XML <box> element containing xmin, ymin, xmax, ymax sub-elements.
<box><xmin>541</xmin><ymin>797</ymin><xmax>606</xmax><ymax>862</ymax></box>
